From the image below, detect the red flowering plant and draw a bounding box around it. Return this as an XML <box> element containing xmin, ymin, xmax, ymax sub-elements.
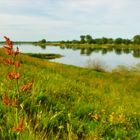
<box><xmin>2</xmin><ymin>36</ymin><xmax>33</xmax><ymax>134</ymax></box>
<box><xmin>2</xmin><ymin>36</ymin><xmax>20</xmax><ymax>104</ymax></box>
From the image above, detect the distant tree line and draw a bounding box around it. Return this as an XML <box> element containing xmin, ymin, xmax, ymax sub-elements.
<box><xmin>37</xmin><ymin>39</ymin><xmax>47</xmax><ymax>44</ymax></box>
<box><xmin>60</xmin><ymin>35</ymin><xmax>140</xmax><ymax>45</ymax></box>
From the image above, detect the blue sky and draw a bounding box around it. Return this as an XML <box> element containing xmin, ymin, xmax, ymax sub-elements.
<box><xmin>0</xmin><ymin>0</ymin><xmax>140</xmax><ymax>41</ymax></box>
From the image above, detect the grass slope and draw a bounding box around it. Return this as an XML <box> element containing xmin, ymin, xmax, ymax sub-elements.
<box><xmin>0</xmin><ymin>48</ymin><xmax>140</xmax><ymax>140</ymax></box>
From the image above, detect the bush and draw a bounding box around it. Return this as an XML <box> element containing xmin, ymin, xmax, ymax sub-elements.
<box><xmin>86</xmin><ymin>59</ymin><xmax>107</xmax><ymax>72</ymax></box>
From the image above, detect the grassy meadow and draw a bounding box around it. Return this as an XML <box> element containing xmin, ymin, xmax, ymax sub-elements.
<box><xmin>0</xmin><ymin>45</ymin><xmax>140</xmax><ymax>140</ymax></box>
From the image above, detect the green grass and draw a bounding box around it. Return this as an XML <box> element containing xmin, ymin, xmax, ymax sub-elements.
<box><xmin>0</xmin><ymin>48</ymin><xmax>140</xmax><ymax>140</ymax></box>
<box><xmin>24</xmin><ymin>53</ymin><xmax>63</xmax><ymax>59</ymax></box>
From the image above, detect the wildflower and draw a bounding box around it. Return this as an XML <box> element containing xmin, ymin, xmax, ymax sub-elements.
<box><xmin>14</xmin><ymin>47</ymin><xmax>19</xmax><ymax>56</ymax></box>
<box><xmin>91</xmin><ymin>114</ymin><xmax>99</xmax><ymax>121</ymax></box>
<box><xmin>4</xmin><ymin>36</ymin><xmax>13</xmax><ymax>49</ymax></box>
<box><xmin>4</xmin><ymin>46</ymin><xmax>13</xmax><ymax>55</ymax></box>
<box><xmin>118</xmin><ymin>114</ymin><xmax>126</xmax><ymax>124</ymax></box>
<box><xmin>102</xmin><ymin>119</ymin><xmax>107</xmax><ymax>124</ymax></box>
<box><xmin>3</xmin><ymin>58</ymin><xmax>13</xmax><ymax>65</ymax></box>
<box><xmin>2</xmin><ymin>95</ymin><xmax>12</xmax><ymax>106</ymax></box>
<box><xmin>12</xmin><ymin>72</ymin><xmax>20</xmax><ymax>79</ymax></box>
<box><xmin>109</xmin><ymin>112</ymin><xmax>115</xmax><ymax>123</ymax></box>
<box><xmin>6</xmin><ymin>72</ymin><xmax>14</xmax><ymax>80</ymax></box>
<box><xmin>20</xmin><ymin>82</ymin><xmax>33</xmax><ymax>92</ymax></box>
<box><xmin>14</xmin><ymin>61</ymin><xmax>21</xmax><ymax>68</ymax></box>
<box><xmin>7</xmin><ymin>71</ymin><xmax>20</xmax><ymax>80</ymax></box>
<box><xmin>3</xmin><ymin>36</ymin><xmax>19</xmax><ymax>56</ymax></box>
<box><xmin>12</xmin><ymin>119</ymin><xmax>24</xmax><ymax>133</ymax></box>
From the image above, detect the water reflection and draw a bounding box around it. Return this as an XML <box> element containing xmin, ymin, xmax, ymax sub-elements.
<box><xmin>56</xmin><ymin>47</ymin><xmax>140</xmax><ymax>58</ymax></box>
<box><xmin>123</xmin><ymin>48</ymin><xmax>131</xmax><ymax>54</ymax></box>
<box><xmin>101</xmin><ymin>48</ymin><xmax>108</xmax><ymax>55</ymax></box>
<box><xmin>34</xmin><ymin>44</ymin><xmax>46</xmax><ymax>49</ymax></box>
<box><xmin>133</xmin><ymin>50</ymin><xmax>140</xmax><ymax>58</ymax></box>
<box><xmin>30</xmin><ymin>44</ymin><xmax>140</xmax><ymax>58</ymax></box>
<box><xmin>55</xmin><ymin>46</ymin><xmax>140</xmax><ymax>58</ymax></box>
<box><xmin>1</xmin><ymin>43</ymin><xmax>140</xmax><ymax>69</ymax></box>
<box><xmin>1</xmin><ymin>42</ymin><xmax>140</xmax><ymax>58</ymax></box>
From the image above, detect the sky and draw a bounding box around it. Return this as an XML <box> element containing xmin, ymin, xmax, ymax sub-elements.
<box><xmin>0</xmin><ymin>0</ymin><xmax>140</xmax><ymax>41</ymax></box>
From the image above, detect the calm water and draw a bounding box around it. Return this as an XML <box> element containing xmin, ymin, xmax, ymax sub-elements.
<box><xmin>1</xmin><ymin>44</ymin><xmax>140</xmax><ymax>70</ymax></box>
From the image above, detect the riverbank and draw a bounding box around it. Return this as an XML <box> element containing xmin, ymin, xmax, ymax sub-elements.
<box><xmin>57</xmin><ymin>43</ymin><xmax>140</xmax><ymax>49</ymax></box>
<box><xmin>34</xmin><ymin>42</ymin><xmax>140</xmax><ymax>49</ymax></box>
<box><xmin>1</xmin><ymin>41</ymin><xmax>140</xmax><ymax>50</ymax></box>
<box><xmin>0</xmin><ymin>48</ymin><xmax>140</xmax><ymax>139</ymax></box>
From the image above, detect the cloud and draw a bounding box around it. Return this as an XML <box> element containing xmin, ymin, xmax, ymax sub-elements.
<box><xmin>0</xmin><ymin>0</ymin><xmax>140</xmax><ymax>41</ymax></box>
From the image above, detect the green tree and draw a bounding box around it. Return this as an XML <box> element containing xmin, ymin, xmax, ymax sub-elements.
<box><xmin>101</xmin><ymin>37</ymin><xmax>108</xmax><ymax>44</ymax></box>
<box><xmin>40</xmin><ymin>39</ymin><xmax>47</xmax><ymax>44</ymax></box>
<box><xmin>80</xmin><ymin>35</ymin><xmax>86</xmax><ymax>44</ymax></box>
<box><xmin>107</xmin><ymin>38</ymin><xmax>114</xmax><ymax>44</ymax></box>
<box><xmin>133</xmin><ymin>35</ymin><xmax>140</xmax><ymax>44</ymax></box>
<box><xmin>122</xmin><ymin>39</ymin><xmax>131</xmax><ymax>45</ymax></box>
<box><xmin>94</xmin><ymin>38</ymin><xmax>103</xmax><ymax>44</ymax></box>
<box><xmin>115</xmin><ymin>38</ymin><xmax>123</xmax><ymax>44</ymax></box>
<box><xmin>85</xmin><ymin>35</ymin><xmax>93</xmax><ymax>44</ymax></box>
<box><xmin>72</xmin><ymin>40</ymin><xmax>79</xmax><ymax>44</ymax></box>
